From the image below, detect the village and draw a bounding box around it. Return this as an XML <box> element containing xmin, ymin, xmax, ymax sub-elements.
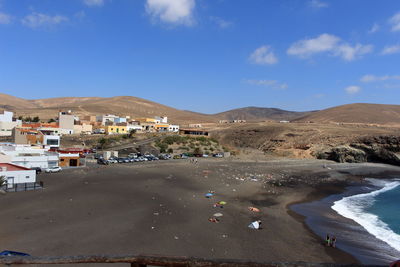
<box><xmin>0</xmin><ymin>110</ymin><xmax>225</xmax><ymax>192</ymax></box>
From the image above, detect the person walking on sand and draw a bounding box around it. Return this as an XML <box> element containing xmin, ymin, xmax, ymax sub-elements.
<box><xmin>331</xmin><ymin>236</ymin><xmax>336</xmax><ymax>248</ymax></box>
<box><xmin>325</xmin><ymin>234</ymin><xmax>330</xmax><ymax>246</ymax></box>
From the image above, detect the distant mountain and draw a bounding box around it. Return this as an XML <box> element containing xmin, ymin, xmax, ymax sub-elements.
<box><xmin>294</xmin><ymin>103</ymin><xmax>400</xmax><ymax>125</ymax></box>
<box><xmin>215</xmin><ymin>107</ymin><xmax>315</xmax><ymax>122</ymax></box>
<box><xmin>0</xmin><ymin>94</ymin><xmax>216</xmax><ymax>124</ymax></box>
<box><xmin>2</xmin><ymin>94</ymin><xmax>398</xmax><ymax>126</ymax></box>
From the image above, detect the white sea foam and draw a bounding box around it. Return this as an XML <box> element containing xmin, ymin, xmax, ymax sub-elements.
<box><xmin>332</xmin><ymin>179</ymin><xmax>400</xmax><ymax>252</ymax></box>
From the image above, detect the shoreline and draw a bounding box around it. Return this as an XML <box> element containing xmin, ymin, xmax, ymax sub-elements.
<box><xmin>286</xmin><ymin>181</ymin><xmax>359</xmax><ymax>264</ymax></box>
<box><xmin>289</xmin><ymin>171</ymin><xmax>400</xmax><ymax>265</ymax></box>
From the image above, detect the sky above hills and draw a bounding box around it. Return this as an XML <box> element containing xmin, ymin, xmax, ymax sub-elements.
<box><xmin>0</xmin><ymin>0</ymin><xmax>399</xmax><ymax>113</ymax></box>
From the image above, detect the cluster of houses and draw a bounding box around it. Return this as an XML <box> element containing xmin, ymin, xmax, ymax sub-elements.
<box><xmin>218</xmin><ymin>119</ymin><xmax>247</xmax><ymax>124</ymax></box>
<box><xmin>0</xmin><ymin>143</ymin><xmax>83</xmax><ymax>191</ymax></box>
<box><xmin>0</xmin><ymin>110</ymin><xmax>182</xmax><ymax>190</ymax></box>
<box><xmin>0</xmin><ymin>110</ymin><xmax>181</xmax><ymax>147</ymax></box>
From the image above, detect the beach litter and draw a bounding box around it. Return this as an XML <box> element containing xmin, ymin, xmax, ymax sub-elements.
<box><xmin>248</xmin><ymin>207</ymin><xmax>260</xmax><ymax>213</ymax></box>
<box><xmin>248</xmin><ymin>220</ymin><xmax>262</xmax><ymax>230</ymax></box>
<box><xmin>205</xmin><ymin>193</ymin><xmax>214</xmax><ymax>198</ymax></box>
<box><xmin>213</xmin><ymin>201</ymin><xmax>227</xmax><ymax>208</ymax></box>
<box><xmin>208</xmin><ymin>217</ymin><xmax>220</xmax><ymax>223</ymax></box>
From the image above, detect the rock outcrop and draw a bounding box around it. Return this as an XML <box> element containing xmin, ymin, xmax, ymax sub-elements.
<box><xmin>315</xmin><ymin>136</ymin><xmax>400</xmax><ymax>165</ymax></box>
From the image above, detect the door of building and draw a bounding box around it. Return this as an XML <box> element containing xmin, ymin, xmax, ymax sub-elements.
<box><xmin>69</xmin><ymin>159</ymin><xmax>78</xmax><ymax>167</ymax></box>
<box><xmin>7</xmin><ymin>177</ymin><xmax>14</xmax><ymax>189</ymax></box>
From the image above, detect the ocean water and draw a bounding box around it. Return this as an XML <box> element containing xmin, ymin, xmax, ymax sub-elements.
<box><xmin>291</xmin><ymin>179</ymin><xmax>400</xmax><ymax>264</ymax></box>
<box><xmin>332</xmin><ymin>178</ymin><xmax>400</xmax><ymax>254</ymax></box>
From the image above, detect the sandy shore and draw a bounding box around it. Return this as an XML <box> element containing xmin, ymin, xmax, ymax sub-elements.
<box><xmin>1</xmin><ymin>158</ymin><xmax>399</xmax><ymax>266</ymax></box>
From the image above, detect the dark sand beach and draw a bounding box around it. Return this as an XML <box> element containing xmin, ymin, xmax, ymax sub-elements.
<box><xmin>1</xmin><ymin>159</ymin><xmax>400</xmax><ymax>266</ymax></box>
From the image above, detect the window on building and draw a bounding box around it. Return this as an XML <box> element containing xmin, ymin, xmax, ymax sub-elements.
<box><xmin>46</xmin><ymin>139</ymin><xmax>59</xmax><ymax>145</ymax></box>
<box><xmin>26</xmin><ymin>176</ymin><xmax>30</xmax><ymax>179</ymax></box>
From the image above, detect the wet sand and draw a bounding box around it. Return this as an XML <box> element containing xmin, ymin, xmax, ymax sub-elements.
<box><xmin>1</xmin><ymin>159</ymin><xmax>399</xmax><ymax>266</ymax></box>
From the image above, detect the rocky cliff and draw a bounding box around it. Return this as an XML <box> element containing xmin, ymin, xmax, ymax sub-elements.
<box><xmin>315</xmin><ymin>136</ymin><xmax>400</xmax><ymax>165</ymax></box>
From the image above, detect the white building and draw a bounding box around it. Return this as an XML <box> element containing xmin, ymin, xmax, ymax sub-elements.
<box><xmin>168</xmin><ymin>125</ymin><xmax>180</xmax><ymax>132</ymax></box>
<box><xmin>58</xmin><ymin>111</ymin><xmax>75</xmax><ymax>134</ymax></box>
<box><xmin>96</xmin><ymin>114</ymin><xmax>119</xmax><ymax>126</ymax></box>
<box><xmin>0</xmin><ymin>111</ymin><xmax>22</xmax><ymax>136</ymax></box>
<box><xmin>127</xmin><ymin>124</ymin><xmax>142</xmax><ymax>133</ymax></box>
<box><xmin>0</xmin><ymin>144</ymin><xmax>59</xmax><ymax>169</ymax></box>
<box><xmin>155</xmin><ymin>116</ymin><xmax>168</xmax><ymax>124</ymax></box>
<box><xmin>0</xmin><ymin>163</ymin><xmax>36</xmax><ymax>189</ymax></box>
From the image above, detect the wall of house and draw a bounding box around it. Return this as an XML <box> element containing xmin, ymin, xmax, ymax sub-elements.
<box><xmin>73</xmin><ymin>124</ymin><xmax>93</xmax><ymax>134</ymax></box>
<box><xmin>0</xmin><ymin>111</ymin><xmax>13</xmax><ymax>122</ymax></box>
<box><xmin>106</xmin><ymin>126</ymin><xmax>127</xmax><ymax>134</ymax></box>
<box><xmin>59</xmin><ymin>155</ymin><xmax>80</xmax><ymax>167</ymax></box>
<box><xmin>0</xmin><ymin>121</ymin><xmax>22</xmax><ymax>136</ymax></box>
<box><xmin>11</xmin><ymin>155</ymin><xmax>59</xmax><ymax>169</ymax></box>
<box><xmin>43</xmin><ymin>135</ymin><xmax>60</xmax><ymax>148</ymax></box>
<box><xmin>0</xmin><ymin>169</ymin><xmax>36</xmax><ymax>186</ymax></box>
<box><xmin>59</xmin><ymin>112</ymin><xmax>74</xmax><ymax>132</ymax></box>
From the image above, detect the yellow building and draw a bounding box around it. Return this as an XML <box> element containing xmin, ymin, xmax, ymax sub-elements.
<box><xmin>154</xmin><ymin>124</ymin><xmax>169</xmax><ymax>132</ymax></box>
<box><xmin>135</xmin><ymin>118</ymin><xmax>156</xmax><ymax>124</ymax></box>
<box><xmin>105</xmin><ymin>125</ymin><xmax>127</xmax><ymax>135</ymax></box>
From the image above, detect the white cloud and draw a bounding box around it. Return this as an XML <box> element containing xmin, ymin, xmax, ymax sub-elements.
<box><xmin>210</xmin><ymin>16</ymin><xmax>232</xmax><ymax>29</ymax></box>
<box><xmin>381</xmin><ymin>44</ymin><xmax>400</xmax><ymax>55</ymax></box>
<box><xmin>249</xmin><ymin>45</ymin><xmax>278</xmax><ymax>65</ymax></box>
<box><xmin>308</xmin><ymin>0</ymin><xmax>328</xmax><ymax>9</ymax></box>
<box><xmin>287</xmin><ymin>33</ymin><xmax>373</xmax><ymax>61</ymax></box>
<box><xmin>389</xmin><ymin>11</ymin><xmax>400</xmax><ymax>32</ymax></box>
<box><xmin>21</xmin><ymin>12</ymin><xmax>68</xmax><ymax>28</ymax></box>
<box><xmin>345</xmin><ymin>85</ymin><xmax>361</xmax><ymax>95</ymax></box>
<box><xmin>145</xmin><ymin>0</ymin><xmax>195</xmax><ymax>26</ymax></box>
<box><xmin>334</xmin><ymin>43</ymin><xmax>373</xmax><ymax>61</ymax></box>
<box><xmin>0</xmin><ymin>12</ymin><xmax>11</xmax><ymax>24</ymax></box>
<box><xmin>368</xmin><ymin>23</ymin><xmax>380</xmax><ymax>34</ymax></box>
<box><xmin>83</xmin><ymin>0</ymin><xmax>104</xmax><ymax>7</ymax></box>
<box><xmin>287</xmin><ymin>34</ymin><xmax>340</xmax><ymax>57</ymax></box>
<box><xmin>360</xmin><ymin>74</ymin><xmax>400</xmax><ymax>83</ymax></box>
<box><xmin>246</xmin><ymin>79</ymin><xmax>287</xmax><ymax>90</ymax></box>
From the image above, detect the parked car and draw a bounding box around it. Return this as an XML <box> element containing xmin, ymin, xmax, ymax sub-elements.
<box><xmin>97</xmin><ymin>158</ymin><xmax>109</xmax><ymax>165</ymax></box>
<box><xmin>0</xmin><ymin>250</ymin><xmax>31</xmax><ymax>256</ymax></box>
<box><xmin>45</xmin><ymin>166</ymin><xmax>62</xmax><ymax>173</ymax></box>
<box><xmin>173</xmin><ymin>155</ymin><xmax>181</xmax><ymax>159</ymax></box>
<box><xmin>30</xmin><ymin>167</ymin><xmax>42</xmax><ymax>174</ymax></box>
<box><xmin>159</xmin><ymin>154</ymin><xmax>171</xmax><ymax>160</ymax></box>
<box><xmin>180</xmin><ymin>154</ymin><xmax>189</xmax><ymax>159</ymax></box>
<box><xmin>128</xmin><ymin>153</ymin><xmax>138</xmax><ymax>158</ymax></box>
<box><xmin>213</xmin><ymin>153</ymin><xmax>223</xmax><ymax>158</ymax></box>
<box><xmin>108</xmin><ymin>158</ymin><xmax>118</xmax><ymax>164</ymax></box>
<box><xmin>202</xmin><ymin>154</ymin><xmax>209</xmax><ymax>158</ymax></box>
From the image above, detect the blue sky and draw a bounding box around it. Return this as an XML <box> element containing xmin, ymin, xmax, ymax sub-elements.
<box><xmin>0</xmin><ymin>0</ymin><xmax>399</xmax><ymax>113</ymax></box>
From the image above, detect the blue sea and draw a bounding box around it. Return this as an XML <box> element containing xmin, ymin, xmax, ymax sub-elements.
<box><xmin>291</xmin><ymin>178</ymin><xmax>400</xmax><ymax>264</ymax></box>
<box><xmin>332</xmin><ymin>178</ymin><xmax>400</xmax><ymax>255</ymax></box>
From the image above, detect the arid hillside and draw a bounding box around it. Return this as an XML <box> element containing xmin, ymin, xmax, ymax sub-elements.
<box><xmin>211</xmin><ymin>122</ymin><xmax>400</xmax><ymax>164</ymax></box>
<box><xmin>295</xmin><ymin>103</ymin><xmax>400</xmax><ymax>125</ymax></box>
<box><xmin>215</xmin><ymin>107</ymin><xmax>314</xmax><ymax>122</ymax></box>
<box><xmin>2</xmin><ymin>93</ymin><xmax>400</xmax><ymax>126</ymax></box>
<box><xmin>0</xmin><ymin>94</ymin><xmax>313</xmax><ymax>124</ymax></box>
<box><xmin>0</xmin><ymin>94</ymin><xmax>216</xmax><ymax>124</ymax></box>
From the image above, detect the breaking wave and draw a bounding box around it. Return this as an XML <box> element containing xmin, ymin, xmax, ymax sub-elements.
<box><xmin>332</xmin><ymin>179</ymin><xmax>400</xmax><ymax>252</ymax></box>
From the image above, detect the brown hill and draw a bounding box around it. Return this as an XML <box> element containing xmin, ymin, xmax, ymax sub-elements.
<box><xmin>0</xmin><ymin>93</ymin><xmax>38</xmax><ymax>110</ymax></box>
<box><xmin>215</xmin><ymin>107</ymin><xmax>314</xmax><ymax>122</ymax></box>
<box><xmin>294</xmin><ymin>103</ymin><xmax>400</xmax><ymax>125</ymax></box>
<box><xmin>0</xmin><ymin>94</ymin><xmax>216</xmax><ymax>124</ymax></box>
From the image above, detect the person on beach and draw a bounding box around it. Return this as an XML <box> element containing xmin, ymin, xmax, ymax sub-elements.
<box><xmin>325</xmin><ymin>234</ymin><xmax>330</xmax><ymax>246</ymax></box>
<box><xmin>331</xmin><ymin>236</ymin><xmax>336</xmax><ymax>248</ymax></box>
